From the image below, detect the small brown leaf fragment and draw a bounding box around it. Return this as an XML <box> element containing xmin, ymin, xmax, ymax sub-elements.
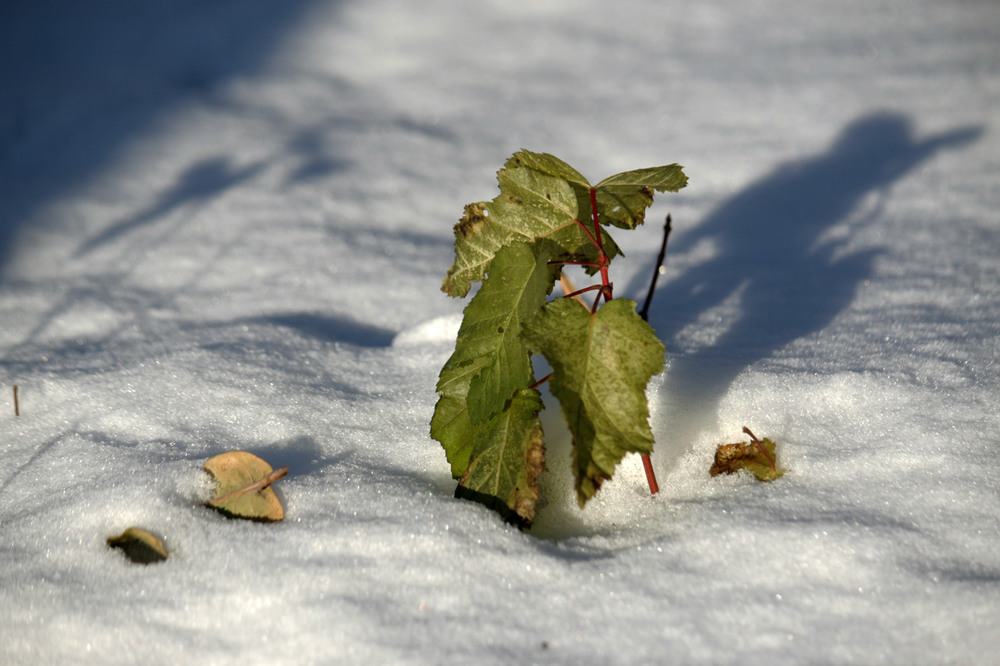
<box><xmin>709</xmin><ymin>427</ymin><xmax>785</xmax><ymax>481</ymax></box>
<box><xmin>107</xmin><ymin>527</ymin><xmax>168</xmax><ymax>564</ymax></box>
<box><xmin>513</xmin><ymin>419</ymin><xmax>546</xmax><ymax>523</ymax></box>
<box><xmin>455</xmin><ymin>202</ymin><xmax>488</xmax><ymax>239</ymax></box>
<box><xmin>204</xmin><ymin>451</ymin><xmax>287</xmax><ymax>521</ymax></box>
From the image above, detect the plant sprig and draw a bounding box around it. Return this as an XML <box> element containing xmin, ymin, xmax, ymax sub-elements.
<box><xmin>432</xmin><ymin>150</ymin><xmax>687</xmax><ymax>526</ymax></box>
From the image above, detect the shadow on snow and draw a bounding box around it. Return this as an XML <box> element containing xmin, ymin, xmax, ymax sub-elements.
<box><xmin>630</xmin><ymin>111</ymin><xmax>982</xmax><ymax>469</ymax></box>
<box><xmin>0</xmin><ymin>0</ymin><xmax>327</xmax><ymax>273</ymax></box>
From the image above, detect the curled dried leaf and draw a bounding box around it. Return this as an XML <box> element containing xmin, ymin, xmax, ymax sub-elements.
<box><xmin>107</xmin><ymin>527</ymin><xmax>169</xmax><ymax>564</ymax></box>
<box><xmin>204</xmin><ymin>451</ymin><xmax>287</xmax><ymax>521</ymax></box>
<box><xmin>710</xmin><ymin>426</ymin><xmax>785</xmax><ymax>481</ymax></box>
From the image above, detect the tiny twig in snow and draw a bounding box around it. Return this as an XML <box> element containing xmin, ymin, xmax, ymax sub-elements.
<box><xmin>207</xmin><ymin>466</ymin><xmax>289</xmax><ymax>507</ymax></box>
<box><xmin>639</xmin><ymin>214</ymin><xmax>672</xmax><ymax>322</ymax></box>
<box><xmin>742</xmin><ymin>426</ymin><xmax>777</xmax><ymax>471</ymax></box>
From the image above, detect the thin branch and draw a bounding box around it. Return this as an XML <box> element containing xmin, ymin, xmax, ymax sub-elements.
<box><xmin>639</xmin><ymin>214</ymin><xmax>672</xmax><ymax>322</ymax></box>
<box><xmin>528</xmin><ymin>373</ymin><xmax>551</xmax><ymax>390</ymax></box>
<box><xmin>208</xmin><ymin>466</ymin><xmax>289</xmax><ymax>507</ymax></box>
<box><xmin>573</xmin><ymin>218</ymin><xmax>600</xmax><ymax>248</ymax></box>
<box><xmin>742</xmin><ymin>426</ymin><xmax>777</xmax><ymax>471</ymax></box>
<box><xmin>589</xmin><ymin>284</ymin><xmax>612</xmax><ymax>313</ymax></box>
<box><xmin>559</xmin><ymin>274</ymin><xmax>588</xmax><ymax>306</ymax></box>
<box><xmin>563</xmin><ymin>283</ymin><xmax>605</xmax><ymax>301</ymax></box>
<box><xmin>641</xmin><ymin>455</ymin><xmax>660</xmax><ymax>494</ymax></box>
<box><xmin>588</xmin><ymin>188</ymin><xmax>613</xmax><ymax>304</ymax></box>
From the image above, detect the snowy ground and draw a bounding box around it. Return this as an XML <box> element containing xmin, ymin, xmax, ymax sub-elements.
<box><xmin>2</xmin><ymin>0</ymin><xmax>999</xmax><ymax>663</ymax></box>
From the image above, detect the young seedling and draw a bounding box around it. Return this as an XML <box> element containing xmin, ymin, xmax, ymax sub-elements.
<box><xmin>431</xmin><ymin>150</ymin><xmax>687</xmax><ymax>526</ymax></box>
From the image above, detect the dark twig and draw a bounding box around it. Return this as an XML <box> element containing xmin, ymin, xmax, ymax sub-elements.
<box><xmin>13</xmin><ymin>385</ymin><xmax>18</xmax><ymax>417</ymax></box>
<box><xmin>639</xmin><ymin>214</ymin><xmax>672</xmax><ymax>322</ymax></box>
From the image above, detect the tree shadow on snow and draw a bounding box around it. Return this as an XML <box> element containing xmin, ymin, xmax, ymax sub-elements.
<box><xmin>629</xmin><ymin>112</ymin><xmax>982</xmax><ymax>472</ymax></box>
<box><xmin>0</xmin><ymin>0</ymin><xmax>330</xmax><ymax>273</ymax></box>
<box><xmin>74</xmin><ymin>157</ymin><xmax>264</xmax><ymax>256</ymax></box>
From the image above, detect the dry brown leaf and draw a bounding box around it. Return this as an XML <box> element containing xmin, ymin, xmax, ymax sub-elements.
<box><xmin>710</xmin><ymin>426</ymin><xmax>785</xmax><ymax>482</ymax></box>
<box><xmin>204</xmin><ymin>451</ymin><xmax>287</xmax><ymax>521</ymax></box>
<box><xmin>107</xmin><ymin>527</ymin><xmax>168</xmax><ymax>564</ymax></box>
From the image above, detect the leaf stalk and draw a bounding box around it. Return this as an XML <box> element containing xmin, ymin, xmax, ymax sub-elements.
<box><xmin>742</xmin><ymin>426</ymin><xmax>777</xmax><ymax>472</ymax></box>
<box><xmin>582</xmin><ymin>187</ymin><xmax>658</xmax><ymax>495</ymax></box>
<box><xmin>588</xmin><ymin>187</ymin><xmax>613</xmax><ymax>305</ymax></box>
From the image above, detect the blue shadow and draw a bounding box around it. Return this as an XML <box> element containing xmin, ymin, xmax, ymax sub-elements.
<box><xmin>0</xmin><ymin>0</ymin><xmax>325</xmax><ymax>273</ymax></box>
<box><xmin>631</xmin><ymin>112</ymin><xmax>982</xmax><ymax>453</ymax></box>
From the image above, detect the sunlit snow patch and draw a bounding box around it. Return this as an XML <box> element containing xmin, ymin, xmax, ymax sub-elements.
<box><xmin>392</xmin><ymin>314</ymin><xmax>462</xmax><ymax>348</ymax></box>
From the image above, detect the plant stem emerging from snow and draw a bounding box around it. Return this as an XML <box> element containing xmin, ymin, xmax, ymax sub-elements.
<box><xmin>634</xmin><ymin>215</ymin><xmax>673</xmax><ymax>495</ymax></box>
<box><xmin>585</xmin><ymin>190</ymin><xmax>660</xmax><ymax>495</ymax></box>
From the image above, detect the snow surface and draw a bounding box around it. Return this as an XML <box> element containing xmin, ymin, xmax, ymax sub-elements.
<box><xmin>2</xmin><ymin>0</ymin><xmax>999</xmax><ymax>663</ymax></box>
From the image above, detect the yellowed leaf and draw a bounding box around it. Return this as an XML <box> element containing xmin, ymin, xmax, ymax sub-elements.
<box><xmin>204</xmin><ymin>451</ymin><xmax>287</xmax><ymax>521</ymax></box>
<box><xmin>107</xmin><ymin>527</ymin><xmax>169</xmax><ymax>564</ymax></box>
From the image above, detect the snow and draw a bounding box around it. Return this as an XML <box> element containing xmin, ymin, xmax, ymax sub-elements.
<box><xmin>2</xmin><ymin>0</ymin><xmax>998</xmax><ymax>663</ymax></box>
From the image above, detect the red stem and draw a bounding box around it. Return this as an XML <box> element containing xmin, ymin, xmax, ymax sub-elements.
<box><xmin>642</xmin><ymin>455</ymin><xmax>659</xmax><ymax>494</ymax></box>
<box><xmin>528</xmin><ymin>373</ymin><xmax>551</xmax><ymax>390</ymax></box>
<box><xmin>585</xmin><ymin>187</ymin><xmax>659</xmax><ymax>495</ymax></box>
<box><xmin>573</xmin><ymin>218</ymin><xmax>600</xmax><ymax>248</ymax></box>
<box><xmin>743</xmin><ymin>426</ymin><xmax>777</xmax><ymax>471</ymax></box>
<box><xmin>563</xmin><ymin>283</ymin><xmax>605</xmax><ymax>301</ymax></box>
<box><xmin>588</xmin><ymin>188</ymin><xmax>613</xmax><ymax>304</ymax></box>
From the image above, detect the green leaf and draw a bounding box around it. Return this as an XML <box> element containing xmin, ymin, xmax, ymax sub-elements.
<box><xmin>504</xmin><ymin>151</ymin><xmax>590</xmax><ymax>189</ymax></box>
<box><xmin>204</xmin><ymin>451</ymin><xmax>288</xmax><ymax>521</ymax></box>
<box><xmin>454</xmin><ymin>240</ymin><xmax>559</xmax><ymax>422</ymax></box>
<box><xmin>442</xmin><ymin>150</ymin><xmax>621</xmax><ymax>297</ymax></box>
<box><xmin>455</xmin><ymin>388</ymin><xmax>546</xmax><ymax>526</ymax></box>
<box><xmin>430</xmin><ymin>394</ymin><xmax>477</xmax><ymax>478</ymax></box>
<box><xmin>107</xmin><ymin>527</ymin><xmax>168</xmax><ymax>564</ymax></box>
<box><xmin>432</xmin><ymin>240</ymin><xmax>558</xmax><ymax>476</ymax></box>
<box><xmin>435</xmin><ymin>150</ymin><xmax>686</xmax><ymax>523</ymax></box>
<box><xmin>709</xmin><ymin>429</ymin><xmax>785</xmax><ymax>481</ymax></box>
<box><xmin>522</xmin><ymin>297</ymin><xmax>665</xmax><ymax>506</ymax></box>
<box><xmin>594</xmin><ymin>164</ymin><xmax>688</xmax><ymax>229</ymax></box>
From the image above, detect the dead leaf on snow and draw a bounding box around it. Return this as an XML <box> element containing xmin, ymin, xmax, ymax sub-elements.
<box><xmin>204</xmin><ymin>451</ymin><xmax>288</xmax><ymax>521</ymax></box>
<box><xmin>710</xmin><ymin>426</ymin><xmax>785</xmax><ymax>482</ymax></box>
